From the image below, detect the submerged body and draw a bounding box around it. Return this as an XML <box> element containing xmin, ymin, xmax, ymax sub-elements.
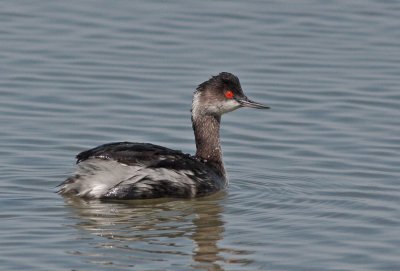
<box><xmin>58</xmin><ymin>72</ymin><xmax>268</xmax><ymax>200</ymax></box>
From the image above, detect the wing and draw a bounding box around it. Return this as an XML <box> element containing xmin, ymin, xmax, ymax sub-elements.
<box><xmin>76</xmin><ymin>141</ymin><xmax>190</xmax><ymax>166</ymax></box>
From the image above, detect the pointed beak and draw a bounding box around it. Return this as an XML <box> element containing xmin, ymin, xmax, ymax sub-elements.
<box><xmin>236</xmin><ymin>96</ymin><xmax>270</xmax><ymax>109</ymax></box>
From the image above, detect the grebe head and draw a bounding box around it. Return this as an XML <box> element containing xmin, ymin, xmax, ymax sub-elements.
<box><xmin>192</xmin><ymin>72</ymin><xmax>269</xmax><ymax>118</ymax></box>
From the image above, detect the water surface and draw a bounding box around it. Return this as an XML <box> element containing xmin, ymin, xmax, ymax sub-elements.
<box><xmin>1</xmin><ymin>1</ymin><xmax>400</xmax><ymax>270</ymax></box>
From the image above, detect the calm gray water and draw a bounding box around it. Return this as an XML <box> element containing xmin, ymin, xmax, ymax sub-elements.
<box><xmin>1</xmin><ymin>1</ymin><xmax>400</xmax><ymax>270</ymax></box>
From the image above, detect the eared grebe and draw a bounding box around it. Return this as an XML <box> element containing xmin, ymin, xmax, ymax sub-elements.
<box><xmin>58</xmin><ymin>72</ymin><xmax>268</xmax><ymax>200</ymax></box>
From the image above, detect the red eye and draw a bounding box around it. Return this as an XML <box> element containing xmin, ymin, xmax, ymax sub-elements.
<box><xmin>224</xmin><ymin>90</ymin><xmax>234</xmax><ymax>99</ymax></box>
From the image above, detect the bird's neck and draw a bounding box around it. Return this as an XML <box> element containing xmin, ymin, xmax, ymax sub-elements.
<box><xmin>192</xmin><ymin>113</ymin><xmax>225</xmax><ymax>176</ymax></box>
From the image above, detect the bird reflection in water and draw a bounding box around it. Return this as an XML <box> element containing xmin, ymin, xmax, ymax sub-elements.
<box><xmin>62</xmin><ymin>193</ymin><xmax>252</xmax><ymax>270</ymax></box>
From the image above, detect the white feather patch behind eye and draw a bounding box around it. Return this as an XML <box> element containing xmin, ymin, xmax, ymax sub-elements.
<box><xmin>191</xmin><ymin>91</ymin><xmax>202</xmax><ymax>119</ymax></box>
